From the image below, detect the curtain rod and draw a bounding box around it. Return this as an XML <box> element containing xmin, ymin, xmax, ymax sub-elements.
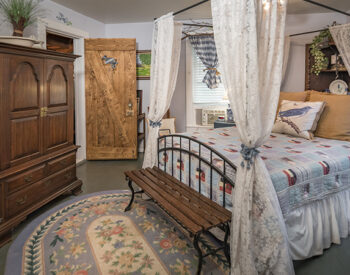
<box><xmin>303</xmin><ymin>0</ymin><xmax>350</xmax><ymax>17</ymax></box>
<box><xmin>183</xmin><ymin>23</ymin><xmax>213</xmax><ymax>28</ymax></box>
<box><xmin>173</xmin><ymin>0</ymin><xmax>210</xmax><ymax>16</ymax></box>
<box><xmin>289</xmin><ymin>28</ymin><xmax>327</xmax><ymax>37</ymax></box>
<box><xmin>181</xmin><ymin>32</ymin><xmax>213</xmax><ymax>40</ymax></box>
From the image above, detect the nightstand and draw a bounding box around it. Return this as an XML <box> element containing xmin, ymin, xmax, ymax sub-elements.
<box><xmin>213</xmin><ymin>120</ymin><xmax>236</xmax><ymax>128</ymax></box>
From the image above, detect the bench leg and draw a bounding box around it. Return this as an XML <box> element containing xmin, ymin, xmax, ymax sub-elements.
<box><xmin>224</xmin><ymin>223</ymin><xmax>231</xmax><ymax>267</ymax></box>
<box><xmin>193</xmin><ymin>232</ymin><xmax>203</xmax><ymax>275</ymax></box>
<box><xmin>125</xmin><ymin>179</ymin><xmax>135</xmax><ymax>212</ymax></box>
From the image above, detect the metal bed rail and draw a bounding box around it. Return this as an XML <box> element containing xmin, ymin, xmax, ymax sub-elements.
<box><xmin>158</xmin><ymin>134</ymin><xmax>236</xmax><ymax>208</ymax></box>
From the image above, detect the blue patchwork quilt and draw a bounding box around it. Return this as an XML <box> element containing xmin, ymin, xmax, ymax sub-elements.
<box><xmin>158</xmin><ymin>126</ymin><xmax>350</xmax><ymax>215</ymax></box>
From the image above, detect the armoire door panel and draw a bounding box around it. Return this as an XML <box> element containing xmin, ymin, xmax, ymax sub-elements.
<box><xmin>10</xmin><ymin>116</ymin><xmax>40</xmax><ymax>163</ymax></box>
<box><xmin>85</xmin><ymin>39</ymin><xmax>137</xmax><ymax>160</ymax></box>
<box><xmin>10</xmin><ymin>62</ymin><xmax>40</xmax><ymax>111</ymax></box>
<box><xmin>43</xmin><ymin>59</ymin><xmax>73</xmax><ymax>154</ymax></box>
<box><xmin>47</xmin><ymin>65</ymin><xmax>68</xmax><ymax>107</ymax></box>
<box><xmin>3</xmin><ymin>55</ymin><xmax>44</xmax><ymax>168</ymax></box>
<box><xmin>45</xmin><ymin>112</ymin><xmax>68</xmax><ymax>150</ymax></box>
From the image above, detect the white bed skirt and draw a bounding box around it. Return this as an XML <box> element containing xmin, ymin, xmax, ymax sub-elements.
<box><xmin>285</xmin><ymin>188</ymin><xmax>350</xmax><ymax>260</ymax></box>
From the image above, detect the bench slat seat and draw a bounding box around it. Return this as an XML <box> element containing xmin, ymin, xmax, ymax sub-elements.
<box><xmin>124</xmin><ymin>166</ymin><xmax>231</xmax><ymax>274</ymax></box>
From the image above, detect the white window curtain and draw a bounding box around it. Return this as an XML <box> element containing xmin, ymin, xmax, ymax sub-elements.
<box><xmin>330</xmin><ymin>23</ymin><xmax>350</xmax><ymax>76</ymax></box>
<box><xmin>142</xmin><ymin>13</ymin><xmax>182</xmax><ymax>169</ymax></box>
<box><xmin>211</xmin><ymin>0</ymin><xmax>294</xmax><ymax>274</ymax></box>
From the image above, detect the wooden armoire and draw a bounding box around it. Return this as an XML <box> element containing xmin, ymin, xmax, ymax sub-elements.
<box><xmin>0</xmin><ymin>43</ymin><xmax>82</xmax><ymax>246</ymax></box>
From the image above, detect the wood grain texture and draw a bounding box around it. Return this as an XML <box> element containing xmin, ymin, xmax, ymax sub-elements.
<box><xmin>46</xmin><ymin>33</ymin><xmax>74</xmax><ymax>54</ymax></box>
<box><xmin>125</xmin><ymin>167</ymin><xmax>231</xmax><ymax>234</ymax></box>
<box><xmin>7</xmin><ymin>55</ymin><xmax>43</xmax><ymax>167</ymax></box>
<box><xmin>85</xmin><ymin>39</ymin><xmax>137</xmax><ymax>160</ymax></box>
<box><xmin>85</xmin><ymin>39</ymin><xmax>136</xmax><ymax>51</ymax></box>
<box><xmin>0</xmin><ymin>44</ymin><xmax>81</xmax><ymax>247</ymax></box>
<box><xmin>0</xmin><ymin>183</ymin><xmax>3</xmax><ymax>223</ymax></box>
<box><xmin>44</xmin><ymin>59</ymin><xmax>74</xmax><ymax>154</ymax></box>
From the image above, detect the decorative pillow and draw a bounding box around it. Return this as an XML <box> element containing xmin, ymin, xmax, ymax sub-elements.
<box><xmin>272</xmin><ymin>100</ymin><xmax>325</xmax><ymax>139</ymax></box>
<box><xmin>276</xmin><ymin>91</ymin><xmax>309</xmax><ymax>117</ymax></box>
<box><xmin>308</xmin><ymin>91</ymin><xmax>350</xmax><ymax>141</ymax></box>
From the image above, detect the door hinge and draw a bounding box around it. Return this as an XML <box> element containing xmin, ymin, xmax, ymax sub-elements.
<box><xmin>40</xmin><ymin>107</ymin><xmax>48</xmax><ymax>117</ymax></box>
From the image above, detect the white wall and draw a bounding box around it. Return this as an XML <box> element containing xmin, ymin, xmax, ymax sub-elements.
<box><xmin>0</xmin><ymin>0</ymin><xmax>105</xmax><ymax>38</ymax></box>
<box><xmin>282</xmin><ymin>12</ymin><xmax>348</xmax><ymax>91</ymax></box>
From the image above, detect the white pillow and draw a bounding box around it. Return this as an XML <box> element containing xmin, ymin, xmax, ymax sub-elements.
<box><xmin>272</xmin><ymin>100</ymin><xmax>325</xmax><ymax>139</ymax></box>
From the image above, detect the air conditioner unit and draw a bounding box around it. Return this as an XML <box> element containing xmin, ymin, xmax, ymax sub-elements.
<box><xmin>202</xmin><ymin>109</ymin><xmax>226</xmax><ymax>126</ymax></box>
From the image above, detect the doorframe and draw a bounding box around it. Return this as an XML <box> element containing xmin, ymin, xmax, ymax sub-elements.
<box><xmin>36</xmin><ymin>18</ymin><xmax>89</xmax><ymax>163</ymax></box>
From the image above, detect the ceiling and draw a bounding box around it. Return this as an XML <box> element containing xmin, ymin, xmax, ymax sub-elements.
<box><xmin>51</xmin><ymin>0</ymin><xmax>350</xmax><ymax>24</ymax></box>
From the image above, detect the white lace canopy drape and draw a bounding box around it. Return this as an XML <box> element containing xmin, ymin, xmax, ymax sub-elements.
<box><xmin>330</xmin><ymin>23</ymin><xmax>350</xmax><ymax>76</ymax></box>
<box><xmin>211</xmin><ymin>0</ymin><xmax>294</xmax><ymax>274</ymax></box>
<box><xmin>142</xmin><ymin>13</ymin><xmax>182</xmax><ymax>169</ymax></box>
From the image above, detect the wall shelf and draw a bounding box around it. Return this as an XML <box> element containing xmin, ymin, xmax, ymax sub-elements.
<box><xmin>320</xmin><ymin>69</ymin><xmax>348</xmax><ymax>73</ymax></box>
<box><xmin>305</xmin><ymin>43</ymin><xmax>349</xmax><ymax>91</ymax></box>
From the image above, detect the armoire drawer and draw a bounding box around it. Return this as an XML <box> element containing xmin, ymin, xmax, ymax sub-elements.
<box><xmin>5</xmin><ymin>165</ymin><xmax>46</xmax><ymax>194</ymax></box>
<box><xmin>42</xmin><ymin>166</ymin><xmax>76</xmax><ymax>195</ymax></box>
<box><xmin>6</xmin><ymin>166</ymin><xmax>76</xmax><ymax>218</ymax></box>
<box><xmin>47</xmin><ymin>152</ymin><xmax>76</xmax><ymax>175</ymax></box>
<box><xmin>6</xmin><ymin>180</ymin><xmax>46</xmax><ymax>218</ymax></box>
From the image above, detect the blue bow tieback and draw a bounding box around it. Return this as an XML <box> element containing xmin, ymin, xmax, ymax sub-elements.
<box><xmin>240</xmin><ymin>144</ymin><xmax>260</xmax><ymax>170</ymax></box>
<box><xmin>149</xmin><ymin>120</ymin><xmax>162</xmax><ymax>128</ymax></box>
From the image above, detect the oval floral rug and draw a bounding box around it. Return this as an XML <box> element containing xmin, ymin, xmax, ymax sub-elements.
<box><xmin>5</xmin><ymin>191</ymin><xmax>229</xmax><ymax>275</ymax></box>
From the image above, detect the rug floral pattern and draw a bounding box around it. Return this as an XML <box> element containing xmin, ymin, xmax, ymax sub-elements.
<box><xmin>21</xmin><ymin>192</ymin><xmax>229</xmax><ymax>275</ymax></box>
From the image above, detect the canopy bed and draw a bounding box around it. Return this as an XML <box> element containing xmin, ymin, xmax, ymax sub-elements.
<box><xmin>141</xmin><ymin>0</ymin><xmax>350</xmax><ymax>274</ymax></box>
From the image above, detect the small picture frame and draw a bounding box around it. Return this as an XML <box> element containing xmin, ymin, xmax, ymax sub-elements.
<box><xmin>136</xmin><ymin>50</ymin><xmax>151</xmax><ymax>80</ymax></box>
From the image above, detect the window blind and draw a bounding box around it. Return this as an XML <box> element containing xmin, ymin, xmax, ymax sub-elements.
<box><xmin>192</xmin><ymin>47</ymin><xmax>226</xmax><ymax>105</ymax></box>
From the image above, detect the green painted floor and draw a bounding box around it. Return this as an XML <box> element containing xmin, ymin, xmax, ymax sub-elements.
<box><xmin>1</xmin><ymin>157</ymin><xmax>350</xmax><ymax>275</ymax></box>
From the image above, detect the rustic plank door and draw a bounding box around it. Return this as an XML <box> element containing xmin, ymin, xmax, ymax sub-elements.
<box><xmin>85</xmin><ymin>39</ymin><xmax>137</xmax><ymax>160</ymax></box>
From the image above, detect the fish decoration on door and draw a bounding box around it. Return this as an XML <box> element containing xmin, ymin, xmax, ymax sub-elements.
<box><xmin>102</xmin><ymin>55</ymin><xmax>118</xmax><ymax>71</ymax></box>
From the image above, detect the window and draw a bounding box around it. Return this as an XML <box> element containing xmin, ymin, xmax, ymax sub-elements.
<box><xmin>191</xmin><ymin>47</ymin><xmax>227</xmax><ymax>106</ymax></box>
<box><xmin>186</xmin><ymin>41</ymin><xmax>229</xmax><ymax>128</ymax></box>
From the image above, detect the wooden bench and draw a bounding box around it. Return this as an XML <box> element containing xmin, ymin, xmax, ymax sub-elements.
<box><xmin>124</xmin><ymin>166</ymin><xmax>231</xmax><ymax>274</ymax></box>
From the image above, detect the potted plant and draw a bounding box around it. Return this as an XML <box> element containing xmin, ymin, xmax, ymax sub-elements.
<box><xmin>0</xmin><ymin>0</ymin><xmax>42</xmax><ymax>37</ymax></box>
<box><xmin>310</xmin><ymin>29</ymin><xmax>332</xmax><ymax>76</ymax></box>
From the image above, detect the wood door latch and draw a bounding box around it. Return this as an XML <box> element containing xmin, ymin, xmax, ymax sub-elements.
<box><xmin>126</xmin><ymin>100</ymin><xmax>134</xmax><ymax>117</ymax></box>
<box><xmin>40</xmin><ymin>107</ymin><xmax>48</xmax><ymax>117</ymax></box>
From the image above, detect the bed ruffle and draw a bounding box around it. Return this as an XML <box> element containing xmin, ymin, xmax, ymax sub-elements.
<box><xmin>285</xmin><ymin>187</ymin><xmax>350</xmax><ymax>260</ymax></box>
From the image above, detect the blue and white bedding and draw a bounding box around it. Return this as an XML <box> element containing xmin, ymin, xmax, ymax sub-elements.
<box><xmin>158</xmin><ymin>126</ymin><xmax>350</xmax><ymax>215</ymax></box>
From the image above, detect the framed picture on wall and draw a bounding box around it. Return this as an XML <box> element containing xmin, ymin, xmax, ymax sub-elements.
<box><xmin>136</xmin><ymin>50</ymin><xmax>151</xmax><ymax>79</ymax></box>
